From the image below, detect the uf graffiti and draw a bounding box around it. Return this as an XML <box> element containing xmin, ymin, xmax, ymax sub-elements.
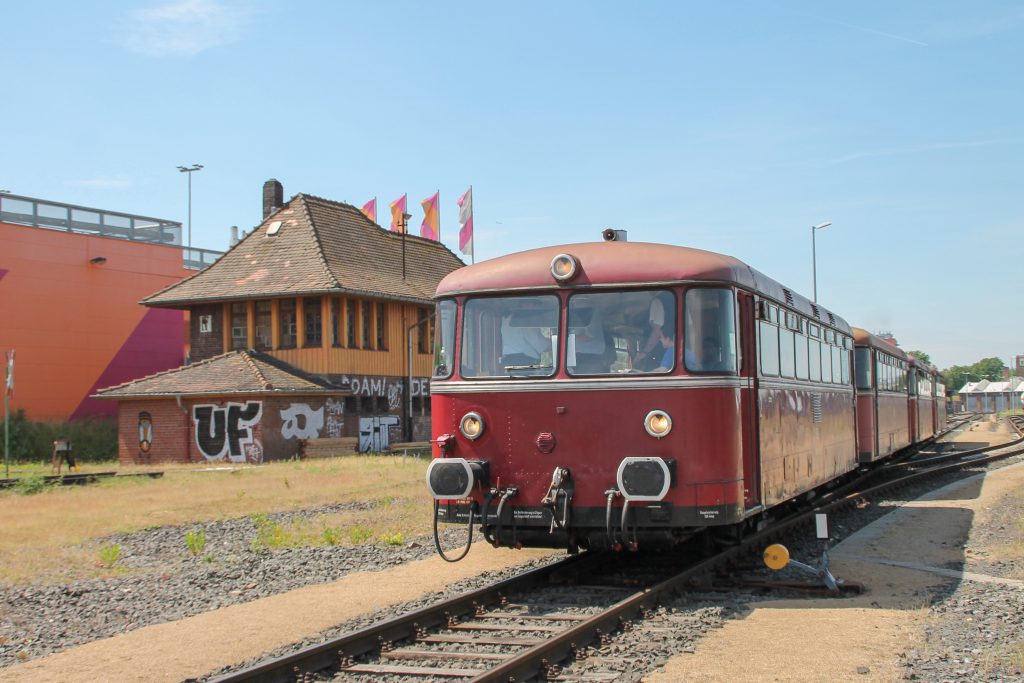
<box><xmin>193</xmin><ymin>401</ymin><xmax>263</xmax><ymax>463</ymax></box>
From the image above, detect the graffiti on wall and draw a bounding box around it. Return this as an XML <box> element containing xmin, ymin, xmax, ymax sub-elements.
<box><xmin>193</xmin><ymin>401</ymin><xmax>263</xmax><ymax>463</ymax></box>
<box><xmin>359</xmin><ymin>415</ymin><xmax>400</xmax><ymax>452</ymax></box>
<box><xmin>324</xmin><ymin>398</ymin><xmax>344</xmax><ymax>437</ymax></box>
<box><xmin>279</xmin><ymin>403</ymin><xmax>324</xmax><ymax>440</ymax></box>
<box><xmin>340</xmin><ymin>376</ymin><xmax>431</xmax><ymax>412</ymax></box>
<box><xmin>138</xmin><ymin>412</ymin><xmax>153</xmax><ymax>453</ymax></box>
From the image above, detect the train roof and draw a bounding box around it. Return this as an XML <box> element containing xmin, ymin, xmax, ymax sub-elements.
<box><xmin>437</xmin><ymin>241</ymin><xmax>852</xmax><ymax>334</ymax></box>
<box><xmin>851</xmin><ymin>327</ymin><xmax>909</xmax><ymax>360</ymax></box>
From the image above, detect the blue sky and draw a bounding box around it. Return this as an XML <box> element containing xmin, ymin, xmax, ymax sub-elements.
<box><xmin>3</xmin><ymin>1</ymin><xmax>1021</xmax><ymax>369</ymax></box>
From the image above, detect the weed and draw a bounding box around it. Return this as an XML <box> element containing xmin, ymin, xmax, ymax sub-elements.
<box><xmin>382</xmin><ymin>532</ymin><xmax>405</xmax><ymax>546</ymax></box>
<box><xmin>97</xmin><ymin>544</ymin><xmax>121</xmax><ymax>568</ymax></box>
<box><xmin>237</xmin><ymin>490</ymin><xmax>246</xmax><ymax>499</ymax></box>
<box><xmin>349</xmin><ymin>526</ymin><xmax>373</xmax><ymax>545</ymax></box>
<box><xmin>203</xmin><ymin>554</ymin><xmax>215</xmax><ymax>563</ymax></box>
<box><xmin>185</xmin><ymin>529</ymin><xmax>206</xmax><ymax>557</ymax></box>
<box><xmin>283</xmin><ymin>478</ymin><xmax>291</xmax><ymax>489</ymax></box>
<box><xmin>13</xmin><ymin>474</ymin><xmax>49</xmax><ymax>496</ymax></box>
<box><xmin>250</xmin><ymin>512</ymin><xmax>288</xmax><ymax>551</ymax></box>
<box><xmin>322</xmin><ymin>526</ymin><xmax>343</xmax><ymax>546</ymax></box>
<box><xmin>374</xmin><ymin>495</ymin><xmax>398</xmax><ymax>509</ymax></box>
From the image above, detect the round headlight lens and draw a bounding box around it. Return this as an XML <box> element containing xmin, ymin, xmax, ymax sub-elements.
<box><xmin>460</xmin><ymin>412</ymin><xmax>485</xmax><ymax>440</ymax></box>
<box><xmin>550</xmin><ymin>254</ymin><xmax>578</xmax><ymax>282</ymax></box>
<box><xmin>644</xmin><ymin>410</ymin><xmax>672</xmax><ymax>438</ymax></box>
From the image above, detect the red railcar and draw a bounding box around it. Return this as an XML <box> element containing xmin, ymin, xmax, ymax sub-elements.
<box><xmin>426</xmin><ymin>239</ymin><xmax>858</xmax><ymax>552</ymax></box>
<box><xmin>852</xmin><ymin>328</ymin><xmax>912</xmax><ymax>462</ymax></box>
<box><xmin>910</xmin><ymin>359</ymin><xmax>937</xmax><ymax>443</ymax></box>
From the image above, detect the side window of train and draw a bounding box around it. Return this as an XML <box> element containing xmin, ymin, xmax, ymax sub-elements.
<box><xmin>758</xmin><ymin>301</ymin><xmax>779</xmax><ymax>376</ymax></box>
<box><xmin>807</xmin><ymin>324</ymin><xmax>821</xmax><ymax>382</ymax></box>
<box><xmin>840</xmin><ymin>336</ymin><xmax>851</xmax><ymax>384</ymax></box>
<box><xmin>684</xmin><ymin>288</ymin><xmax>737</xmax><ymax>373</ymax></box>
<box><xmin>794</xmin><ymin>320</ymin><xmax>809</xmax><ymax>381</ymax></box>
<box><xmin>820</xmin><ymin>336</ymin><xmax>833</xmax><ymax>384</ymax></box>
<box><xmin>432</xmin><ymin>299</ymin><xmax>457</xmax><ymax>379</ymax></box>
<box><xmin>855</xmin><ymin>347</ymin><xmax>872</xmax><ymax>389</ymax></box>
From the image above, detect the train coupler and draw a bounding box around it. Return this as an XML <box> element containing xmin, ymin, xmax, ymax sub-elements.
<box><xmin>541</xmin><ymin>466</ymin><xmax>573</xmax><ymax>532</ymax></box>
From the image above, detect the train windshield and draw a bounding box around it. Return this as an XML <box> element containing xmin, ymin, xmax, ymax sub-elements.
<box><xmin>566</xmin><ymin>290</ymin><xmax>675</xmax><ymax>375</ymax></box>
<box><xmin>683</xmin><ymin>289</ymin><xmax>737</xmax><ymax>373</ymax></box>
<box><xmin>432</xmin><ymin>299</ymin><xmax>457</xmax><ymax>379</ymax></box>
<box><xmin>461</xmin><ymin>295</ymin><xmax>560</xmax><ymax>378</ymax></box>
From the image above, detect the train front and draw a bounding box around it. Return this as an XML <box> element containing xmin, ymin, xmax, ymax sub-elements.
<box><xmin>425</xmin><ymin>240</ymin><xmax>749</xmax><ymax>554</ymax></box>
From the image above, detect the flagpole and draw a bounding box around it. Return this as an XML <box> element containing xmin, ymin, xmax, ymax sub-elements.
<box><xmin>470</xmin><ymin>185</ymin><xmax>475</xmax><ymax>265</ymax></box>
<box><xmin>4</xmin><ymin>358</ymin><xmax>9</xmax><ymax>479</ymax></box>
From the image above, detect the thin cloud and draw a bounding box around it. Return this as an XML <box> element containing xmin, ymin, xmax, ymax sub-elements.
<box><xmin>827</xmin><ymin>140</ymin><xmax>1013</xmax><ymax>165</ymax></box>
<box><xmin>831</xmin><ymin>19</ymin><xmax>928</xmax><ymax>47</ymax></box>
<box><xmin>117</xmin><ymin>0</ymin><xmax>258</xmax><ymax>57</ymax></box>
<box><xmin>70</xmin><ymin>177</ymin><xmax>133</xmax><ymax>190</ymax></box>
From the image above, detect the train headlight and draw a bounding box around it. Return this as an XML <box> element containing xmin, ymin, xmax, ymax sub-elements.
<box><xmin>550</xmin><ymin>253</ymin><xmax>578</xmax><ymax>282</ymax></box>
<box><xmin>460</xmin><ymin>412</ymin><xmax>485</xmax><ymax>440</ymax></box>
<box><xmin>644</xmin><ymin>410</ymin><xmax>672</xmax><ymax>438</ymax></box>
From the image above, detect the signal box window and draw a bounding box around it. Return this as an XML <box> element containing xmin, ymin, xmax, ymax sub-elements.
<box><xmin>230</xmin><ymin>302</ymin><xmax>247</xmax><ymax>350</ymax></box>
<box><xmin>304</xmin><ymin>297</ymin><xmax>322</xmax><ymax>347</ymax></box>
<box><xmin>254</xmin><ymin>300</ymin><xmax>272</xmax><ymax>351</ymax></box>
<box><xmin>433</xmin><ymin>300</ymin><xmax>456</xmax><ymax>379</ymax></box>
<box><xmin>280</xmin><ymin>299</ymin><xmax>297</xmax><ymax>348</ymax></box>
<box><xmin>461</xmin><ymin>295</ymin><xmax>558</xmax><ymax>378</ymax></box>
<box><xmin>361</xmin><ymin>301</ymin><xmax>372</xmax><ymax>349</ymax></box>
<box><xmin>684</xmin><ymin>289</ymin><xmax>737</xmax><ymax>373</ymax></box>
<box><xmin>346</xmin><ymin>299</ymin><xmax>357</xmax><ymax>348</ymax></box>
<box><xmin>566</xmin><ymin>290</ymin><xmax>675</xmax><ymax>375</ymax></box>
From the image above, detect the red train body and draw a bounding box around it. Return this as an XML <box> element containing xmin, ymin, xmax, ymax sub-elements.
<box><xmin>426</xmin><ymin>239</ymin><xmax>943</xmax><ymax>553</ymax></box>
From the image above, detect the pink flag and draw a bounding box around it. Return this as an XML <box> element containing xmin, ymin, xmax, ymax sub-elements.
<box><xmin>457</xmin><ymin>186</ymin><xmax>473</xmax><ymax>257</ymax></box>
<box><xmin>360</xmin><ymin>198</ymin><xmax>377</xmax><ymax>223</ymax></box>
<box><xmin>420</xmin><ymin>191</ymin><xmax>440</xmax><ymax>241</ymax></box>
<box><xmin>389</xmin><ymin>194</ymin><xmax>408</xmax><ymax>232</ymax></box>
<box><xmin>5</xmin><ymin>350</ymin><xmax>13</xmax><ymax>398</ymax></box>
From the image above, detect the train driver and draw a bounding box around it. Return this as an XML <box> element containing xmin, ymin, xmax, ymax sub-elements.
<box><xmin>633</xmin><ymin>291</ymin><xmax>675</xmax><ymax>371</ymax></box>
<box><xmin>500</xmin><ymin>313</ymin><xmax>549</xmax><ymax>369</ymax></box>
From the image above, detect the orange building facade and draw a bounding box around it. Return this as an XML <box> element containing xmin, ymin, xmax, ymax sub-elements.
<box><xmin>0</xmin><ymin>194</ymin><xmax>218</xmax><ymax>421</ymax></box>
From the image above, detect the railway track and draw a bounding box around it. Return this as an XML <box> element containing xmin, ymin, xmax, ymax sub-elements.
<box><xmin>213</xmin><ymin>415</ymin><xmax>1024</xmax><ymax>683</ymax></box>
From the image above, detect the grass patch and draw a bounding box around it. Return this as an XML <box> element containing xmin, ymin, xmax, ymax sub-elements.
<box><xmin>0</xmin><ymin>457</ymin><xmax>433</xmax><ymax>583</ymax></box>
<box><xmin>97</xmin><ymin>544</ymin><xmax>121</xmax><ymax>568</ymax></box>
<box><xmin>185</xmin><ymin>529</ymin><xmax>206</xmax><ymax>557</ymax></box>
<box><xmin>13</xmin><ymin>473</ymin><xmax>51</xmax><ymax>496</ymax></box>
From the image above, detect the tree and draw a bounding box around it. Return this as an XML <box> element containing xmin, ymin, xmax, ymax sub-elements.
<box><xmin>942</xmin><ymin>365</ymin><xmax>977</xmax><ymax>394</ymax></box>
<box><xmin>907</xmin><ymin>350</ymin><xmax>931</xmax><ymax>365</ymax></box>
<box><xmin>973</xmin><ymin>357</ymin><xmax>1007</xmax><ymax>381</ymax></box>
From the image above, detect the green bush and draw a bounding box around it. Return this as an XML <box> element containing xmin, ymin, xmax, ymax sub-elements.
<box><xmin>13</xmin><ymin>473</ymin><xmax>50</xmax><ymax>495</ymax></box>
<box><xmin>1</xmin><ymin>410</ymin><xmax>117</xmax><ymax>463</ymax></box>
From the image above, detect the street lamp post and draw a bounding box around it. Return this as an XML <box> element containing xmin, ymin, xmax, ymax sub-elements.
<box><xmin>177</xmin><ymin>164</ymin><xmax>204</xmax><ymax>258</ymax></box>
<box><xmin>811</xmin><ymin>221</ymin><xmax>832</xmax><ymax>303</ymax></box>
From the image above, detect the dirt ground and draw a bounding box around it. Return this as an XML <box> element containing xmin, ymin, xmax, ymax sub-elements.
<box><xmin>645</xmin><ymin>416</ymin><xmax>1022</xmax><ymax>683</ymax></box>
<box><xmin>0</xmin><ymin>546</ymin><xmax>558</xmax><ymax>683</ymax></box>
<box><xmin>2</xmin><ymin>415</ymin><xmax>1016</xmax><ymax>683</ymax></box>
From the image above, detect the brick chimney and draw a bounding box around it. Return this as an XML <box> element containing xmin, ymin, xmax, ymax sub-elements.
<box><xmin>262</xmin><ymin>179</ymin><xmax>283</xmax><ymax>219</ymax></box>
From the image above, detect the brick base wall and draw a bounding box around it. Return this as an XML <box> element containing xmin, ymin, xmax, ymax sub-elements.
<box><xmin>118</xmin><ymin>399</ymin><xmax>190</xmax><ymax>465</ymax></box>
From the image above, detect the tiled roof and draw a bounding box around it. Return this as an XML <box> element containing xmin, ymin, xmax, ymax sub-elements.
<box><xmin>142</xmin><ymin>194</ymin><xmax>465</xmax><ymax>307</ymax></box>
<box><xmin>93</xmin><ymin>350</ymin><xmax>349</xmax><ymax>399</ymax></box>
